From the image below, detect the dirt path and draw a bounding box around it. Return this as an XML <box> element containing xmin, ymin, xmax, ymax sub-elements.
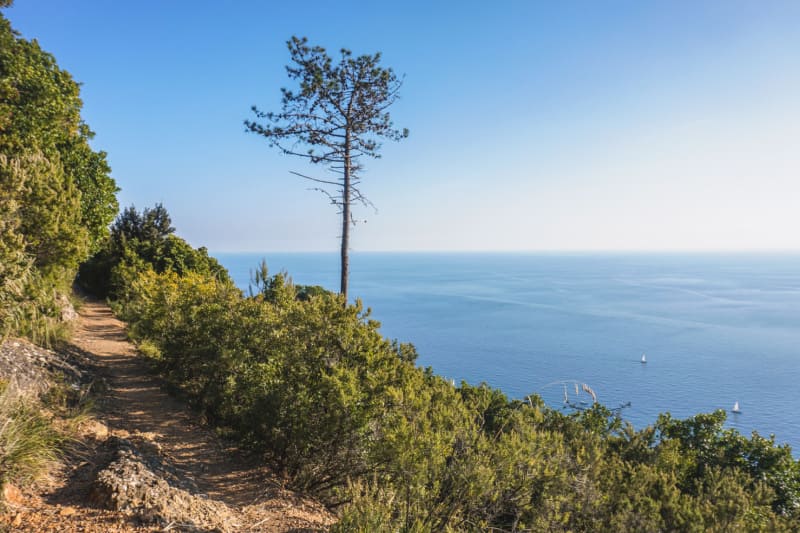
<box><xmin>72</xmin><ymin>301</ymin><xmax>269</xmax><ymax>508</ymax></box>
<box><xmin>2</xmin><ymin>300</ymin><xmax>333</xmax><ymax>532</ymax></box>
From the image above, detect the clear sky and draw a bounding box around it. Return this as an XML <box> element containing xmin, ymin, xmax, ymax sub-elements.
<box><xmin>6</xmin><ymin>1</ymin><xmax>800</xmax><ymax>252</ymax></box>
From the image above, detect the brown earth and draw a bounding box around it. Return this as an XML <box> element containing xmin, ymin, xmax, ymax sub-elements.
<box><xmin>1</xmin><ymin>300</ymin><xmax>334</xmax><ymax>532</ymax></box>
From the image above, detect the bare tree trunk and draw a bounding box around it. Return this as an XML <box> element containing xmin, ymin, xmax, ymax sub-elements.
<box><xmin>340</xmin><ymin>137</ymin><xmax>351</xmax><ymax>302</ymax></box>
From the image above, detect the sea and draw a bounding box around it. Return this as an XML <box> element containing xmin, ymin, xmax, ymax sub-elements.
<box><xmin>215</xmin><ymin>252</ymin><xmax>800</xmax><ymax>453</ymax></box>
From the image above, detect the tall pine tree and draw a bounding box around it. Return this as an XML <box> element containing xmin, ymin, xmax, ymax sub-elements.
<box><xmin>246</xmin><ymin>36</ymin><xmax>407</xmax><ymax>301</ymax></box>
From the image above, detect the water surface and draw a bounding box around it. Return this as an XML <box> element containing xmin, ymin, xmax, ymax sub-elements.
<box><xmin>216</xmin><ymin>252</ymin><xmax>800</xmax><ymax>451</ymax></box>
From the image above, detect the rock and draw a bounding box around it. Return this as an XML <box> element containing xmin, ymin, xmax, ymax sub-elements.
<box><xmin>83</xmin><ymin>420</ymin><xmax>109</xmax><ymax>441</ymax></box>
<box><xmin>59</xmin><ymin>506</ymin><xmax>77</xmax><ymax>516</ymax></box>
<box><xmin>90</xmin><ymin>437</ymin><xmax>234</xmax><ymax>531</ymax></box>
<box><xmin>0</xmin><ymin>337</ymin><xmax>93</xmax><ymax>399</ymax></box>
<box><xmin>57</xmin><ymin>293</ymin><xmax>78</xmax><ymax>323</ymax></box>
<box><xmin>2</xmin><ymin>483</ymin><xmax>24</xmax><ymax>506</ymax></box>
<box><xmin>11</xmin><ymin>512</ymin><xmax>23</xmax><ymax>527</ymax></box>
<box><xmin>0</xmin><ymin>339</ymin><xmax>52</xmax><ymax>393</ymax></box>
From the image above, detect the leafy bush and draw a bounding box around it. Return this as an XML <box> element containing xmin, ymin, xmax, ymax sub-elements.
<box><xmin>0</xmin><ymin>8</ymin><xmax>117</xmax><ymax>341</ymax></box>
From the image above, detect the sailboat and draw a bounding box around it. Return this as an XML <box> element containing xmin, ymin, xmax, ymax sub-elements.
<box><xmin>732</xmin><ymin>401</ymin><xmax>741</xmax><ymax>413</ymax></box>
<box><xmin>563</xmin><ymin>384</ymin><xmax>568</xmax><ymax>403</ymax></box>
<box><xmin>641</xmin><ymin>353</ymin><xmax>647</xmax><ymax>364</ymax></box>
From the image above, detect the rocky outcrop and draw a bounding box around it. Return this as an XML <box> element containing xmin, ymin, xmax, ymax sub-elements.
<box><xmin>0</xmin><ymin>339</ymin><xmax>52</xmax><ymax>392</ymax></box>
<box><xmin>90</xmin><ymin>436</ymin><xmax>238</xmax><ymax>531</ymax></box>
<box><xmin>0</xmin><ymin>337</ymin><xmax>90</xmax><ymax>394</ymax></box>
<box><xmin>57</xmin><ymin>293</ymin><xmax>79</xmax><ymax>323</ymax></box>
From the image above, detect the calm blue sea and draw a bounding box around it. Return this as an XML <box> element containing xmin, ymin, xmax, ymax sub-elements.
<box><xmin>215</xmin><ymin>252</ymin><xmax>800</xmax><ymax>452</ymax></box>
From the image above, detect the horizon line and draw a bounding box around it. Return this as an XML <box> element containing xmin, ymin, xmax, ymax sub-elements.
<box><xmin>209</xmin><ymin>248</ymin><xmax>800</xmax><ymax>255</ymax></box>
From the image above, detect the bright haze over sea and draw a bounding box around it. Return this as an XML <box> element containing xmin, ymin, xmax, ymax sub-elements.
<box><xmin>217</xmin><ymin>252</ymin><xmax>800</xmax><ymax>454</ymax></box>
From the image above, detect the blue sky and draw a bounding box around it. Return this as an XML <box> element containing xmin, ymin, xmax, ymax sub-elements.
<box><xmin>6</xmin><ymin>1</ymin><xmax>800</xmax><ymax>252</ymax></box>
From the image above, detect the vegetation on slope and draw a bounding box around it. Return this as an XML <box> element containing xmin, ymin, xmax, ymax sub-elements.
<box><xmin>77</xmin><ymin>203</ymin><xmax>230</xmax><ymax>299</ymax></box>
<box><xmin>3</xmin><ymin>3</ymin><xmax>798</xmax><ymax>528</ymax></box>
<box><xmin>0</xmin><ymin>7</ymin><xmax>118</xmax><ymax>343</ymax></box>
<box><xmin>0</xmin><ymin>380</ymin><xmax>62</xmax><ymax>490</ymax></box>
<box><xmin>98</xmin><ymin>208</ymin><xmax>800</xmax><ymax>531</ymax></box>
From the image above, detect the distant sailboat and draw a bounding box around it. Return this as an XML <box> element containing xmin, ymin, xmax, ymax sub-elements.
<box><xmin>641</xmin><ymin>353</ymin><xmax>647</xmax><ymax>364</ymax></box>
<box><xmin>732</xmin><ymin>401</ymin><xmax>741</xmax><ymax>413</ymax></box>
<box><xmin>563</xmin><ymin>384</ymin><xmax>569</xmax><ymax>403</ymax></box>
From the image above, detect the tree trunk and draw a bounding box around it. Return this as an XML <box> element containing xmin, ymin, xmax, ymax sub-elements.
<box><xmin>340</xmin><ymin>136</ymin><xmax>350</xmax><ymax>303</ymax></box>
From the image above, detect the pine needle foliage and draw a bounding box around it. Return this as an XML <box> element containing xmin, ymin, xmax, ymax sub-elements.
<box><xmin>246</xmin><ymin>36</ymin><xmax>408</xmax><ymax>301</ymax></box>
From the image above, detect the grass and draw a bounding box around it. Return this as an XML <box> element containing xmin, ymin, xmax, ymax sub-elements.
<box><xmin>0</xmin><ymin>380</ymin><xmax>63</xmax><ymax>489</ymax></box>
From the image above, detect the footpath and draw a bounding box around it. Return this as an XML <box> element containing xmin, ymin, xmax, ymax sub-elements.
<box><xmin>1</xmin><ymin>300</ymin><xmax>333</xmax><ymax>532</ymax></box>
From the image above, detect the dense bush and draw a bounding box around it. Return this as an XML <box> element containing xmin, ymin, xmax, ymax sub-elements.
<box><xmin>113</xmin><ymin>261</ymin><xmax>800</xmax><ymax>531</ymax></box>
<box><xmin>0</xmin><ymin>7</ymin><xmax>118</xmax><ymax>341</ymax></box>
<box><xmin>78</xmin><ymin>204</ymin><xmax>230</xmax><ymax>298</ymax></box>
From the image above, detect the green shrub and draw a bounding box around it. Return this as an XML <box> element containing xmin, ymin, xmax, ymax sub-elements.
<box><xmin>110</xmin><ymin>260</ymin><xmax>800</xmax><ymax>530</ymax></box>
<box><xmin>78</xmin><ymin>204</ymin><xmax>230</xmax><ymax>298</ymax></box>
<box><xmin>136</xmin><ymin>339</ymin><xmax>162</xmax><ymax>360</ymax></box>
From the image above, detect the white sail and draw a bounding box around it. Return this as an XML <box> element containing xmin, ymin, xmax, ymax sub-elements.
<box><xmin>641</xmin><ymin>353</ymin><xmax>647</xmax><ymax>363</ymax></box>
<box><xmin>732</xmin><ymin>401</ymin><xmax>741</xmax><ymax>413</ymax></box>
<box><xmin>563</xmin><ymin>384</ymin><xmax>568</xmax><ymax>403</ymax></box>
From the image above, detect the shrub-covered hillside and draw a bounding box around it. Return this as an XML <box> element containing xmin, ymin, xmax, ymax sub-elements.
<box><xmin>98</xmin><ymin>209</ymin><xmax>800</xmax><ymax>532</ymax></box>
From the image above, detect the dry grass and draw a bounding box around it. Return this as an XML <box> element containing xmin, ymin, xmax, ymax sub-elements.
<box><xmin>0</xmin><ymin>380</ymin><xmax>63</xmax><ymax>490</ymax></box>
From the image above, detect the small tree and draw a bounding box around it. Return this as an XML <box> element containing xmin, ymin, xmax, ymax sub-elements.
<box><xmin>246</xmin><ymin>36</ymin><xmax>408</xmax><ymax>302</ymax></box>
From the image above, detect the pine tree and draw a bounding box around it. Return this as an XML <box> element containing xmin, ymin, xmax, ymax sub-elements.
<box><xmin>246</xmin><ymin>36</ymin><xmax>408</xmax><ymax>301</ymax></box>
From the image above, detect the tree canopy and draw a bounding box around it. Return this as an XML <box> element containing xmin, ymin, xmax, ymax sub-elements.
<box><xmin>78</xmin><ymin>204</ymin><xmax>230</xmax><ymax>298</ymax></box>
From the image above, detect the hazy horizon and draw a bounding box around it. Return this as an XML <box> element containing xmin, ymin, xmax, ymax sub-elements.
<box><xmin>208</xmin><ymin>249</ymin><xmax>800</xmax><ymax>258</ymax></box>
<box><xmin>212</xmin><ymin>248</ymin><xmax>800</xmax><ymax>255</ymax></box>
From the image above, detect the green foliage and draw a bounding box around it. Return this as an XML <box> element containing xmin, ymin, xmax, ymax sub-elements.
<box><xmin>0</xmin><ymin>12</ymin><xmax>118</xmax><ymax>258</ymax></box>
<box><xmin>111</xmin><ymin>256</ymin><xmax>800</xmax><ymax>530</ymax></box>
<box><xmin>13</xmin><ymin>151</ymin><xmax>87</xmax><ymax>280</ymax></box>
<box><xmin>656</xmin><ymin>410</ymin><xmax>800</xmax><ymax>517</ymax></box>
<box><xmin>331</xmin><ymin>479</ymin><xmax>409</xmax><ymax>533</ymax></box>
<box><xmin>78</xmin><ymin>204</ymin><xmax>230</xmax><ymax>297</ymax></box>
<box><xmin>0</xmin><ymin>10</ymin><xmax>118</xmax><ymax>341</ymax></box>
<box><xmin>0</xmin><ymin>155</ymin><xmax>72</xmax><ymax>345</ymax></box>
<box><xmin>0</xmin><ymin>155</ymin><xmax>31</xmax><ymax>339</ymax></box>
